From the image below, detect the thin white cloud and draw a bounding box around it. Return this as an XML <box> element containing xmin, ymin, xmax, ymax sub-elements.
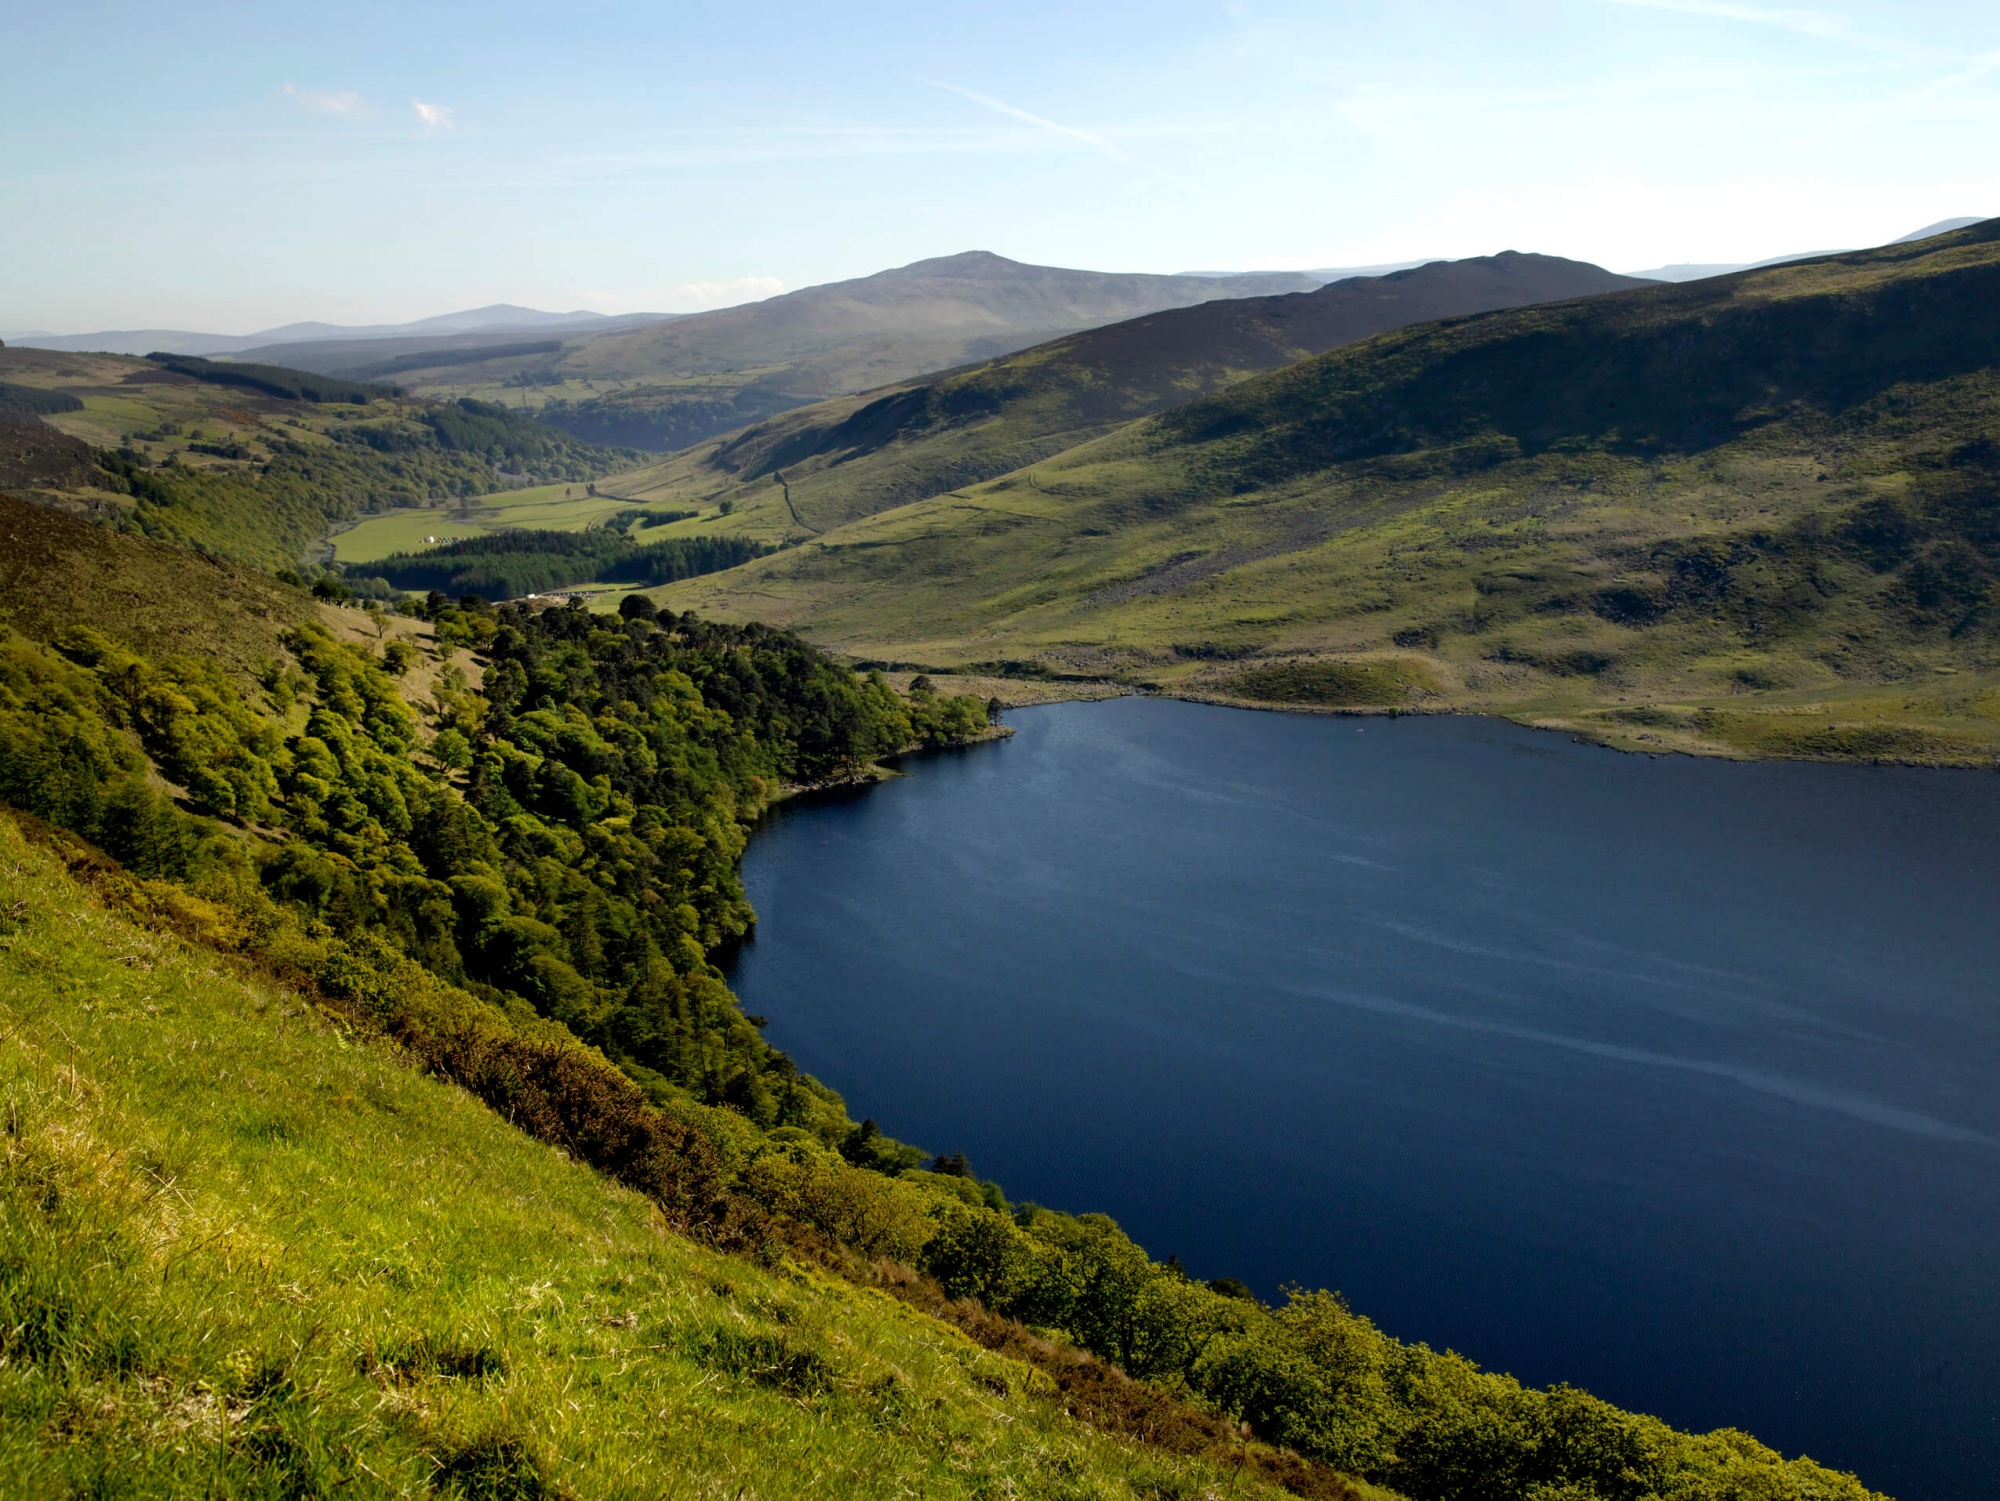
<box><xmin>1599</xmin><ymin>0</ymin><xmax>1943</xmax><ymax>62</ymax></box>
<box><xmin>1604</xmin><ymin>0</ymin><xmax>1860</xmax><ymax>40</ymax></box>
<box><xmin>1905</xmin><ymin>49</ymin><xmax>2000</xmax><ymax>101</ymax></box>
<box><xmin>1788</xmin><ymin>45</ymin><xmax>2000</xmax><ymax>148</ymax></box>
<box><xmin>413</xmin><ymin>100</ymin><xmax>455</xmax><ymax>130</ymax></box>
<box><xmin>920</xmin><ymin>78</ymin><xmax>1128</xmax><ymax>163</ymax></box>
<box><xmin>283</xmin><ymin>84</ymin><xmax>370</xmax><ymax>118</ymax></box>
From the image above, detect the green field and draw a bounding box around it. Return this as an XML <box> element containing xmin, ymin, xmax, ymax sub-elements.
<box><xmin>652</xmin><ymin>222</ymin><xmax>2000</xmax><ymax>765</ymax></box>
<box><xmin>331</xmin><ymin>484</ymin><xmax>657</xmax><ymax>565</ymax></box>
<box><xmin>329</xmin><ymin>480</ymin><xmax>747</xmax><ymax>576</ymax></box>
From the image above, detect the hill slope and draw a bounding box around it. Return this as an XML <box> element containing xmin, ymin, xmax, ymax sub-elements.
<box><xmin>0</xmin><ymin>492</ymin><xmax>308</xmax><ymax>673</ymax></box>
<box><xmin>657</xmin><ymin>219</ymin><xmax>2000</xmax><ymax>764</ymax></box>
<box><xmin>450</xmin><ymin>252</ymin><xmax>1328</xmax><ymax>452</ymax></box>
<box><xmin>605</xmin><ymin>252</ymin><xmax>1650</xmax><ymax>538</ymax></box>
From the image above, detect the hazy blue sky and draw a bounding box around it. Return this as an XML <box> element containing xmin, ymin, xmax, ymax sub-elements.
<box><xmin>5</xmin><ymin>0</ymin><xmax>1995</xmax><ymax>332</ymax></box>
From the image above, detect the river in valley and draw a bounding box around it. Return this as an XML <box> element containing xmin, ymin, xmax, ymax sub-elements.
<box><xmin>722</xmin><ymin>698</ymin><xmax>2000</xmax><ymax>1501</ymax></box>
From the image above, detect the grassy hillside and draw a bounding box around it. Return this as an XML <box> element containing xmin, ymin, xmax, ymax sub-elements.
<box><xmin>600</xmin><ymin>253</ymin><xmax>1649</xmax><ymax>542</ymax></box>
<box><xmin>0</xmin><ymin>494</ymin><xmax>308</xmax><ymax>675</ymax></box>
<box><xmin>658</xmin><ymin>219</ymin><xmax>2000</xmax><ymax>765</ymax></box>
<box><xmin>0</xmin><ymin>814</ymin><xmax>1288</xmax><ymax>1500</ymax></box>
<box><xmin>387</xmin><ymin>253</ymin><xmax>1330</xmax><ymax>453</ymax></box>
<box><xmin>0</xmin><ymin>349</ymin><xmax>637</xmax><ymax>571</ymax></box>
<box><xmin>332</xmin><ymin>256</ymin><xmax>1644</xmax><ymax>571</ymax></box>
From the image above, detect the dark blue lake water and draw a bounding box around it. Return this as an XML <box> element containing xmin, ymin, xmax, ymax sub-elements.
<box><xmin>723</xmin><ymin>698</ymin><xmax>2000</xmax><ymax>1501</ymax></box>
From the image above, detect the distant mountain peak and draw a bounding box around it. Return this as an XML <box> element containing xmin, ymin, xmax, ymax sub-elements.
<box><xmin>876</xmin><ymin>251</ymin><xmax>1032</xmax><ymax>281</ymax></box>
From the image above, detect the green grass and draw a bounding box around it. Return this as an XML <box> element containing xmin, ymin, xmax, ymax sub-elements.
<box><xmin>331</xmin><ymin>477</ymin><xmax>751</xmax><ymax>570</ymax></box>
<box><xmin>0</xmin><ymin>813</ymin><xmax>1288</xmax><ymax>1499</ymax></box>
<box><xmin>653</xmin><ymin>221</ymin><xmax>2000</xmax><ymax>765</ymax></box>
<box><xmin>330</xmin><ymin>485</ymin><xmax>647</xmax><ymax>565</ymax></box>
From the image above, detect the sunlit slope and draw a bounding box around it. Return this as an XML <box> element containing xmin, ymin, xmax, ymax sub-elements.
<box><xmin>390</xmin><ymin>252</ymin><xmax>1328</xmax><ymax>453</ymax></box>
<box><xmin>0</xmin><ymin>816</ymin><xmax>1288</xmax><ymax>1500</ymax></box>
<box><xmin>0</xmin><ymin>493</ymin><xmax>308</xmax><ymax>674</ymax></box>
<box><xmin>606</xmin><ymin>253</ymin><xmax>1647</xmax><ymax>541</ymax></box>
<box><xmin>661</xmin><ymin>219</ymin><xmax>2000</xmax><ymax>763</ymax></box>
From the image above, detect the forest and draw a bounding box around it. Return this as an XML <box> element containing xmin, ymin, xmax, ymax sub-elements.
<box><xmin>371</xmin><ymin>526</ymin><xmax>770</xmax><ymax>599</ymax></box>
<box><xmin>147</xmin><ymin>353</ymin><xmax>398</xmax><ymax>404</ymax></box>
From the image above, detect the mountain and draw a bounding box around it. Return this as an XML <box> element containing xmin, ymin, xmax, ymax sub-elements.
<box><xmin>227</xmin><ymin>314</ymin><xmax>674</xmax><ymax>377</ymax></box>
<box><xmin>607</xmin><ymin>251</ymin><xmax>1652</xmax><ymax>538</ymax></box>
<box><xmin>12</xmin><ymin>303</ymin><xmax>677</xmax><ymax>357</ymax></box>
<box><xmin>657</xmin><ymin>218</ymin><xmax>2000</xmax><ymax>765</ymax></box>
<box><xmin>1623</xmin><ymin>215</ymin><xmax>1987</xmax><ymax>281</ymax></box>
<box><xmin>250</xmin><ymin>302</ymin><xmax>664</xmax><ymax>342</ymax></box>
<box><xmin>514</xmin><ymin>251</ymin><xmax>1331</xmax><ymax>451</ymax></box>
<box><xmin>558</xmin><ymin>251</ymin><xmax>1327</xmax><ymax>383</ymax></box>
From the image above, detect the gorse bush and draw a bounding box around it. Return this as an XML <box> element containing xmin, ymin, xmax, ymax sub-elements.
<box><xmin>0</xmin><ymin>599</ymin><xmax>987</xmax><ymax>1132</ymax></box>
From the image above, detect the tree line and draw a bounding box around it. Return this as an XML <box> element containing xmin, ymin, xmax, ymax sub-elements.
<box><xmin>371</xmin><ymin>527</ymin><xmax>770</xmax><ymax>600</ymax></box>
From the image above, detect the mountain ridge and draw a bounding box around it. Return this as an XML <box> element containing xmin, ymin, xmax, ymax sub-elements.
<box><xmin>654</xmin><ymin>218</ymin><xmax>2000</xmax><ymax>766</ymax></box>
<box><xmin>603</xmin><ymin>250</ymin><xmax>1653</xmax><ymax>539</ymax></box>
<box><xmin>12</xmin><ymin>303</ymin><xmax>681</xmax><ymax>358</ymax></box>
<box><xmin>490</xmin><ymin>251</ymin><xmax>1337</xmax><ymax>452</ymax></box>
<box><xmin>549</xmin><ymin>250</ymin><xmax>1327</xmax><ymax>382</ymax></box>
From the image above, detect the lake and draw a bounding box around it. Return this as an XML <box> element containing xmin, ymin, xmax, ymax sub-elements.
<box><xmin>723</xmin><ymin>698</ymin><xmax>2000</xmax><ymax>1501</ymax></box>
